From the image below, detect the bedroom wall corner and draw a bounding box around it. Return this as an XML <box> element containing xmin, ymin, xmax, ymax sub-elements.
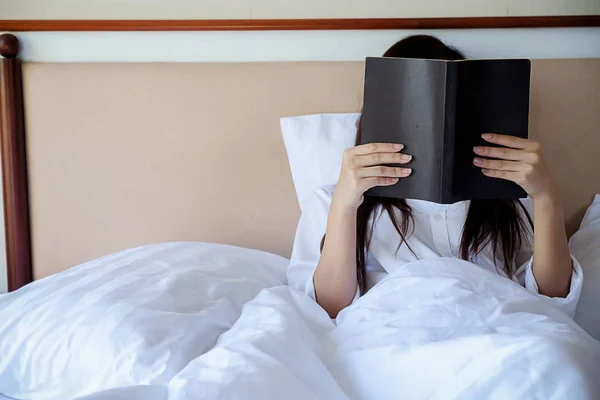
<box><xmin>0</xmin><ymin>50</ymin><xmax>4</xmax><ymax>293</ymax></box>
<box><xmin>0</xmin><ymin>160</ymin><xmax>6</xmax><ymax>293</ymax></box>
<box><xmin>0</xmin><ymin>49</ymin><xmax>6</xmax><ymax>292</ymax></box>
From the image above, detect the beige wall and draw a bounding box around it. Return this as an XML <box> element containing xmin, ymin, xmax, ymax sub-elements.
<box><xmin>20</xmin><ymin>60</ymin><xmax>600</xmax><ymax>279</ymax></box>
<box><xmin>0</xmin><ymin>0</ymin><xmax>598</xmax><ymax>20</ymax></box>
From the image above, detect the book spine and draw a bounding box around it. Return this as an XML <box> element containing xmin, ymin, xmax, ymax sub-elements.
<box><xmin>441</xmin><ymin>63</ymin><xmax>458</xmax><ymax>204</ymax></box>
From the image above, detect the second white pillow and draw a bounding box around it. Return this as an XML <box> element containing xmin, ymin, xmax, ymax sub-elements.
<box><xmin>569</xmin><ymin>194</ymin><xmax>600</xmax><ymax>339</ymax></box>
<box><xmin>281</xmin><ymin>113</ymin><xmax>359</xmax><ymax>210</ymax></box>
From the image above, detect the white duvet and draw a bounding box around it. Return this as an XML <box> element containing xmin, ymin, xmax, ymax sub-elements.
<box><xmin>1</xmin><ymin>247</ymin><xmax>599</xmax><ymax>399</ymax></box>
<box><xmin>0</xmin><ymin>243</ymin><xmax>288</xmax><ymax>399</ymax></box>
<box><xmin>168</xmin><ymin>258</ymin><xmax>600</xmax><ymax>400</ymax></box>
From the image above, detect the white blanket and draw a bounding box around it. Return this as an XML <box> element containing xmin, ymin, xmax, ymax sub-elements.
<box><xmin>76</xmin><ymin>258</ymin><xmax>600</xmax><ymax>400</ymax></box>
<box><xmin>0</xmin><ymin>242</ymin><xmax>288</xmax><ymax>399</ymax></box>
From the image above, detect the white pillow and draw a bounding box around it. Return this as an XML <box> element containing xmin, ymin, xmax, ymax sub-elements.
<box><xmin>0</xmin><ymin>242</ymin><xmax>287</xmax><ymax>400</ymax></box>
<box><xmin>569</xmin><ymin>194</ymin><xmax>600</xmax><ymax>339</ymax></box>
<box><xmin>281</xmin><ymin>113</ymin><xmax>359</xmax><ymax>209</ymax></box>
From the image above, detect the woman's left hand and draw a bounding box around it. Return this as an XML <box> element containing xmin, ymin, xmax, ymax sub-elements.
<box><xmin>473</xmin><ymin>133</ymin><xmax>558</xmax><ymax>199</ymax></box>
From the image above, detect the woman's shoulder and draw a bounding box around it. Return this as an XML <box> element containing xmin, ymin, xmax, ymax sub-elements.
<box><xmin>519</xmin><ymin>197</ymin><xmax>534</xmax><ymax>215</ymax></box>
<box><xmin>300</xmin><ymin>185</ymin><xmax>336</xmax><ymax>214</ymax></box>
<box><xmin>307</xmin><ymin>185</ymin><xmax>336</xmax><ymax>203</ymax></box>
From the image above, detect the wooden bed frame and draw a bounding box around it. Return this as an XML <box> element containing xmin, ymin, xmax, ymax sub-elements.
<box><xmin>0</xmin><ymin>34</ymin><xmax>31</xmax><ymax>291</ymax></box>
<box><xmin>1</xmin><ymin>16</ymin><xmax>599</xmax><ymax>291</ymax></box>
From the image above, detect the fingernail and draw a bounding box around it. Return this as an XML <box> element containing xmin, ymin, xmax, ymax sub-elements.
<box><xmin>393</xmin><ymin>144</ymin><xmax>402</xmax><ymax>150</ymax></box>
<box><xmin>402</xmin><ymin>168</ymin><xmax>411</xmax><ymax>175</ymax></box>
<box><xmin>473</xmin><ymin>146</ymin><xmax>482</xmax><ymax>154</ymax></box>
<box><xmin>482</xmin><ymin>134</ymin><xmax>493</xmax><ymax>140</ymax></box>
<box><xmin>401</xmin><ymin>154</ymin><xmax>412</xmax><ymax>161</ymax></box>
<box><xmin>473</xmin><ymin>157</ymin><xmax>482</xmax><ymax>165</ymax></box>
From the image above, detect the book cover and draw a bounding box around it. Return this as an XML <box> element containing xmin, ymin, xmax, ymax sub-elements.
<box><xmin>360</xmin><ymin>57</ymin><xmax>531</xmax><ymax>203</ymax></box>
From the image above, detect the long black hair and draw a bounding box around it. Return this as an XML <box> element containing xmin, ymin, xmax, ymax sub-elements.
<box><xmin>323</xmin><ymin>35</ymin><xmax>533</xmax><ymax>295</ymax></box>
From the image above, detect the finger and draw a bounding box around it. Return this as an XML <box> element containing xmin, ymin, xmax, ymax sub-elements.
<box><xmin>362</xmin><ymin>177</ymin><xmax>401</xmax><ymax>190</ymax></box>
<box><xmin>473</xmin><ymin>158</ymin><xmax>521</xmax><ymax>171</ymax></box>
<box><xmin>481</xmin><ymin>134</ymin><xmax>535</xmax><ymax>150</ymax></box>
<box><xmin>351</xmin><ymin>143</ymin><xmax>403</xmax><ymax>156</ymax></box>
<box><xmin>355</xmin><ymin>152</ymin><xmax>412</xmax><ymax>167</ymax></box>
<box><xmin>481</xmin><ymin>169</ymin><xmax>521</xmax><ymax>182</ymax></box>
<box><xmin>473</xmin><ymin>146</ymin><xmax>527</xmax><ymax>161</ymax></box>
<box><xmin>358</xmin><ymin>166</ymin><xmax>412</xmax><ymax>178</ymax></box>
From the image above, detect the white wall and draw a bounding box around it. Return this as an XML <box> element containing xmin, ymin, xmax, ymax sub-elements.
<box><xmin>0</xmin><ymin>0</ymin><xmax>598</xmax><ymax>20</ymax></box>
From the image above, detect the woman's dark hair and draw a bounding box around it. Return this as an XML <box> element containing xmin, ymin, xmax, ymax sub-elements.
<box><xmin>323</xmin><ymin>35</ymin><xmax>533</xmax><ymax>295</ymax></box>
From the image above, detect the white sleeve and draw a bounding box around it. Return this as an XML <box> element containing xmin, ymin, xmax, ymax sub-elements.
<box><xmin>514</xmin><ymin>197</ymin><xmax>584</xmax><ymax>318</ymax></box>
<box><xmin>514</xmin><ymin>255</ymin><xmax>584</xmax><ymax>318</ymax></box>
<box><xmin>286</xmin><ymin>186</ymin><xmax>361</xmax><ymax>303</ymax></box>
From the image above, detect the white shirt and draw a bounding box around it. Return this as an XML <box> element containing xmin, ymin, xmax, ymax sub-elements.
<box><xmin>287</xmin><ymin>185</ymin><xmax>583</xmax><ymax>317</ymax></box>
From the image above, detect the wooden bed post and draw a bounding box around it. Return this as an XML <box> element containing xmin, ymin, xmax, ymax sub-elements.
<box><xmin>0</xmin><ymin>34</ymin><xmax>32</xmax><ymax>291</ymax></box>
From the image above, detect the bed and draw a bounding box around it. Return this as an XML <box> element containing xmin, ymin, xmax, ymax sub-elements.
<box><xmin>0</xmin><ymin>16</ymin><xmax>600</xmax><ymax>399</ymax></box>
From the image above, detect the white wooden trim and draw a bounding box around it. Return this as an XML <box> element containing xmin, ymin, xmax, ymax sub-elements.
<box><xmin>11</xmin><ymin>28</ymin><xmax>600</xmax><ymax>63</ymax></box>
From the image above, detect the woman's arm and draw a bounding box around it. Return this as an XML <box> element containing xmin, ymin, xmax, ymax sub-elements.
<box><xmin>315</xmin><ymin>143</ymin><xmax>412</xmax><ymax>317</ymax></box>
<box><xmin>474</xmin><ymin>134</ymin><xmax>572</xmax><ymax>298</ymax></box>
<box><xmin>313</xmin><ymin>199</ymin><xmax>359</xmax><ymax>317</ymax></box>
<box><xmin>530</xmin><ymin>194</ymin><xmax>572</xmax><ymax>297</ymax></box>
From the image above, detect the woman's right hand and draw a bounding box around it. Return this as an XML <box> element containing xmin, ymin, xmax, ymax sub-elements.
<box><xmin>332</xmin><ymin>143</ymin><xmax>412</xmax><ymax>210</ymax></box>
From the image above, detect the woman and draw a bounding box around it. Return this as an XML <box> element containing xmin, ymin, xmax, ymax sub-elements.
<box><xmin>287</xmin><ymin>35</ymin><xmax>582</xmax><ymax>319</ymax></box>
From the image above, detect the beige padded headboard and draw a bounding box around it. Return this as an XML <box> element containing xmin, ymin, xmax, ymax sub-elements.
<box><xmin>22</xmin><ymin>60</ymin><xmax>600</xmax><ymax>279</ymax></box>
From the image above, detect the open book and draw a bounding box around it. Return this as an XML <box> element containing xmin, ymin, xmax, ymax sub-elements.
<box><xmin>360</xmin><ymin>57</ymin><xmax>531</xmax><ymax>204</ymax></box>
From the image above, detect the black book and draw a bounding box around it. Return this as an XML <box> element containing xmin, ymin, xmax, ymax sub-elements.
<box><xmin>360</xmin><ymin>57</ymin><xmax>531</xmax><ymax>204</ymax></box>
